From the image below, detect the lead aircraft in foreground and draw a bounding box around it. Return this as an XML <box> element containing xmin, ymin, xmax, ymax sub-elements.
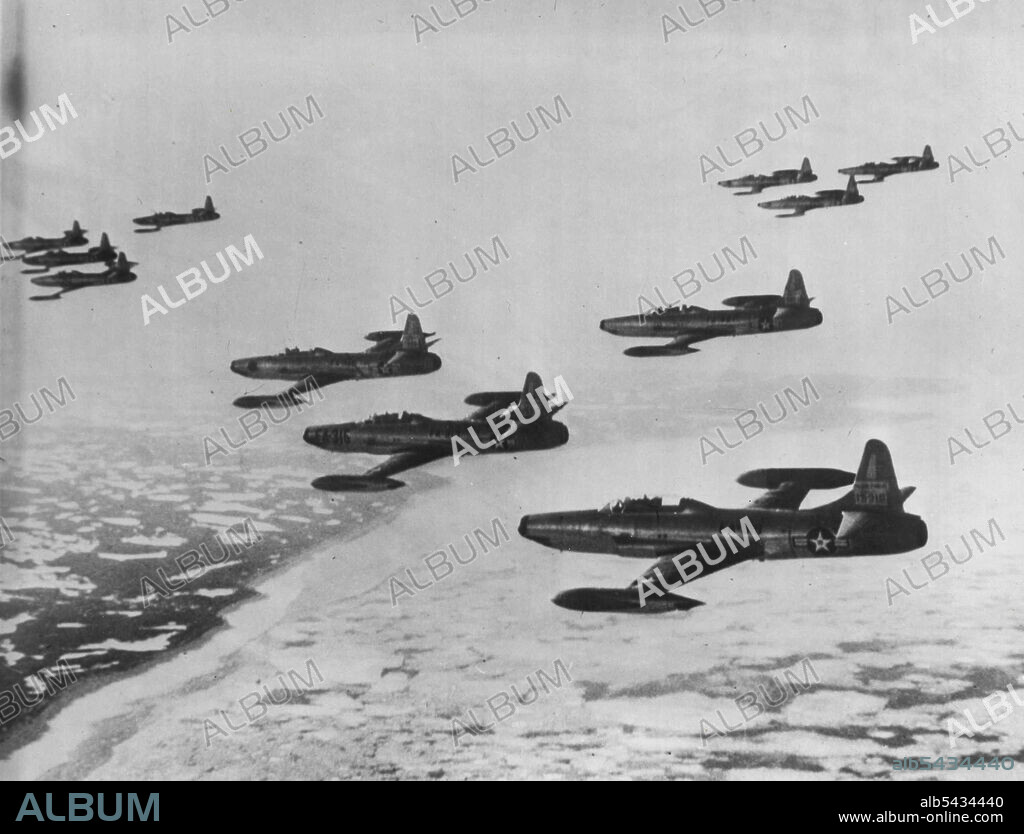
<box><xmin>518</xmin><ymin>440</ymin><xmax>927</xmax><ymax>613</ymax></box>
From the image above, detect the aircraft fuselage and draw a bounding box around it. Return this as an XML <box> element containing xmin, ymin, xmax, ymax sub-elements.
<box><xmin>230</xmin><ymin>350</ymin><xmax>441</xmax><ymax>382</ymax></box>
<box><xmin>304</xmin><ymin>416</ymin><xmax>568</xmax><ymax>456</ymax></box>
<box><xmin>22</xmin><ymin>248</ymin><xmax>115</xmax><ymax>268</ymax></box>
<box><xmin>31</xmin><ymin>268</ymin><xmax>135</xmax><ymax>288</ymax></box>
<box><xmin>601</xmin><ymin>305</ymin><xmax>822</xmax><ymax>338</ymax></box>
<box><xmin>519</xmin><ymin>502</ymin><xmax>927</xmax><ymax>561</ymax></box>
<box><xmin>9</xmin><ymin>233</ymin><xmax>87</xmax><ymax>252</ymax></box>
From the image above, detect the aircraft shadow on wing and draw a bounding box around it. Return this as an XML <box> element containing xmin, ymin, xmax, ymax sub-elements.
<box><xmin>519</xmin><ymin>440</ymin><xmax>927</xmax><ymax>613</ymax></box>
<box><xmin>302</xmin><ymin>371</ymin><xmax>571</xmax><ymax>492</ymax></box>
<box><xmin>600</xmin><ymin>269</ymin><xmax>822</xmax><ymax>356</ymax></box>
<box><xmin>229</xmin><ymin>314</ymin><xmax>442</xmax><ymax>408</ymax></box>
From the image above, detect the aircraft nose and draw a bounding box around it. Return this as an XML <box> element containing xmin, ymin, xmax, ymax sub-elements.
<box><xmin>518</xmin><ymin>512</ymin><xmax>572</xmax><ymax>547</ymax></box>
<box><xmin>431</xmin><ymin>354</ymin><xmax>443</xmax><ymax>371</ymax></box>
<box><xmin>915</xmin><ymin>518</ymin><xmax>928</xmax><ymax>550</ymax></box>
<box><xmin>599</xmin><ymin>319</ymin><xmax>610</xmax><ymax>332</ymax></box>
<box><xmin>303</xmin><ymin>426</ymin><xmax>323</xmax><ymax>447</ymax></box>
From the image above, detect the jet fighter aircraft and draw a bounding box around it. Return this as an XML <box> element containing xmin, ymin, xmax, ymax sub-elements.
<box><xmin>230</xmin><ymin>314</ymin><xmax>442</xmax><ymax>408</ymax></box>
<box><xmin>757</xmin><ymin>175</ymin><xmax>863</xmax><ymax>218</ymax></box>
<box><xmin>302</xmin><ymin>372</ymin><xmax>570</xmax><ymax>492</ymax></box>
<box><xmin>518</xmin><ymin>440</ymin><xmax>927</xmax><ymax>613</ymax></box>
<box><xmin>29</xmin><ymin>252</ymin><xmax>137</xmax><ymax>301</ymax></box>
<box><xmin>600</xmin><ymin>269</ymin><xmax>821</xmax><ymax>357</ymax></box>
<box><xmin>20</xmin><ymin>233</ymin><xmax>117</xmax><ymax>273</ymax></box>
<box><xmin>6</xmin><ymin>221</ymin><xmax>87</xmax><ymax>252</ymax></box>
<box><xmin>133</xmin><ymin>196</ymin><xmax>220</xmax><ymax>232</ymax></box>
<box><xmin>838</xmin><ymin>145</ymin><xmax>938</xmax><ymax>183</ymax></box>
<box><xmin>719</xmin><ymin>157</ymin><xmax>817</xmax><ymax>195</ymax></box>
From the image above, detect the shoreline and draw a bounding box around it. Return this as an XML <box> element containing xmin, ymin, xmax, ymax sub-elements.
<box><xmin>0</xmin><ymin>487</ymin><xmax>411</xmax><ymax>780</ymax></box>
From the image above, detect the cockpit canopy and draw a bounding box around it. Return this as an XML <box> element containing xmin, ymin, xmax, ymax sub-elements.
<box><xmin>649</xmin><ymin>304</ymin><xmax>704</xmax><ymax>317</ymax></box>
<box><xmin>599</xmin><ymin>496</ymin><xmax>711</xmax><ymax>514</ymax></box>
<box><xmin>367</xmin><ymin>411</ymin><xmax>427</xmax><ymax>425</ymax></box>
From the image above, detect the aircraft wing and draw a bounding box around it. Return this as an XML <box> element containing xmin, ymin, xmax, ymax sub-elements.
<box><xmin>232</xmin><ymin>373</ymin><xmax>347</xmax><ymax>409</ymax></box>
<box><xmin>628</xmin><ymin>536</ymin><xmax>762</xmax><ymax>594</ymax></box>
<box><xmin>312</xmin><ymin>448</ymin><xmax>448</xmax><ymax>492</ymax></box>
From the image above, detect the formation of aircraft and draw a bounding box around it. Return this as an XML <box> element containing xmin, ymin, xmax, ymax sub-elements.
<box><xmin>20</xmin><ymin>232</ymin><xmax>118</xmax><ymax>273</ymax></box>
<box><xmin>601</xmin><ymin>269</ymin><xmax>821</xmax><ymax>357</ymax></box>
<box><xmin>133</xmin><ymin>196</ymin><xmax>220</xmax><ymax>233</ymax></box>
<box><xmin>29</xmin><ymin>252</ymin><xmax>137</xmax><ymax>301</ymax></box>
<box><xmin>230</xmin><ymin>314</ymin><xmax>442</xmax><ymax>408</ymax></box>
<box><xmin>518</xmin><ymin>440</ymin><xmax>927</xmax><ymax>613</ymax></box>
<box><xmin>6</xmin><ymin>220</ymin><xmax>88</xmax><ymax>253</ymax></box>
<box><xmin>758</xmin><ymin>174</ymin><xmax>864</xmax><ymax>218</ymax></box>
<box><xmin>719</xmin><ymin>157</ymin><xmax>817</xmax><ymax>195</ymax></box>
<box><xmin>839</xmin><ymin>145</ymin><xmax>938</xmax><ymax>183</ymax></box>
<box><xmin>302</xmin><ymin>372</ymin><xmax>570</xmax><ymax>492</ymax></box>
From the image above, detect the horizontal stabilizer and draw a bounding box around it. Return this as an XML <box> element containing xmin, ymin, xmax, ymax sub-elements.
<box><xmin>365</xmin><ymin>330</ymin><xmax>403</xmax><ymax>342</ymax></box>
<box><xmin>624</xmin><ymin>345</ymin><xmax>699</xmax><ymax>358</ymax></box>
<box><xmin>737</xmin><ymin>467</ymin><xmax>854</xmax><ymax>490</ymax></box>
<box><xmin>721</xmin><ymin>294</ymin><xmax>783</xmax><ymax>309</ymax></box>
<box><xmin>311</xmin><ymin>475</ymin><xmax>404</xmax><ymax>492</ymax></box>
<box><xmin>366</xmin><ymin>328</ymin><xmax>437</xmax><ymax>343</ymax></box>
<box><xmin>552</xmin><ymin>587</ymin><xmax>704</xmax><ymax>614</ymax></box>
<box><xmin>464</xmin><ymin>390</ymin><xmax>520</xmax><ymax>407</ymax></box>
<box><xmin>233</xmin><ymin>392</ymin><xmax>306</xmax><ymax>409</ymax></box>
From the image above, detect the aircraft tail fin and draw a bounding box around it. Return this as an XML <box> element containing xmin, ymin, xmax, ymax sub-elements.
<box><xmin>204</xmin><ymin>195</ymin><xmax>215</xmax><ymax>212</ymax></box>
<box><xmin>782</xmin><ymin>269</ymin><xmax>809</xmax><ymax>307</ymax></box>
<box><xmin>100</xmin><ymin>232</ymin><xmax>111</xmax><ymax>250</ymax></box>
<box><xmin>516</xmin><ymin>372</ymin><xmax>569</xmax><ymax>423</ymax></box>
<box><xmin>844</xmin><ymin>174</ymin><xmax>860</xmax><ymax>201</ymax></box>
<box><xmin>922</xmin><ymin>144</ymin><xmax>933</xmax><ymax>163</ymax></box>
<box><xmin>849</xmin><ymin>439</ymin><xmax>904</xmax><ymax>512</ymax></box>
<box><xmin>399</xmin><ymin>314</ymin><xmax>427</xmax><ymax>352</ymax></box>
<box><xmin>800</xmin><ymin>157</ymin><xmax>812</xmax><ymax>175</ymax></box>
<box><xmin>71</xmin><ymin>220</ymin><xmax>81</xmax><ymax>234</ymax></box>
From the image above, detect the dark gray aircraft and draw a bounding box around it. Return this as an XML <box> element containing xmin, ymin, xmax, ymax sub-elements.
<box><xmin>758</xmin><ymin>175</ymin><xmax>863</xmax><ymax>218</ymax></box>
<box><xmin>6</xmin><ymin>220</ymin><xmax>87</xmax><ymax>252</ymax></box>
<box><xmin>302</xmin><ymin>372</ymin><xmax>570</xmax><ymax>492</ymax></box>
<box><xmin>719</xmin><ymin>157</ymin><xmax>816</xmax><ymax>195</ymax></box>
<box><xmin>518</xmin><ymin>440</ymin><xmax>927</xmax><ymax>613</ymax></box>
<box><xmin>29</xmin><ymin>252</ymin><xmax>137</xmax><ymax>301</ymax></box>
<box><xmin>133</xmin><ymin>196</ymin><xmax>219</xmax><ymax>232</ymax></box>
<box><xmin>838</xmin><ymin>145</ymin><xmax>938</xmax><ymax>183</ymax></box>
<box><xmin>230</xmin><ymin>314</ymin><xmax>441</xmax><ymax>408</ymax></box>
<box><xmin>20</xmin><ymin>233</ymin><xmax>117</xmax><ymax>273</ymax></box>
<box><xmin>600</xmin><ymin>269</ymin><xmax>821</xmax><ymax>357</ymax></box>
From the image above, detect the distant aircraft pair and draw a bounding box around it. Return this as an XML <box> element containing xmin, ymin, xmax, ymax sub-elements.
<box><xmin>229</xmin><ymin>315</ymin><xmax>570</xmax><ymax>491</ymax></box>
